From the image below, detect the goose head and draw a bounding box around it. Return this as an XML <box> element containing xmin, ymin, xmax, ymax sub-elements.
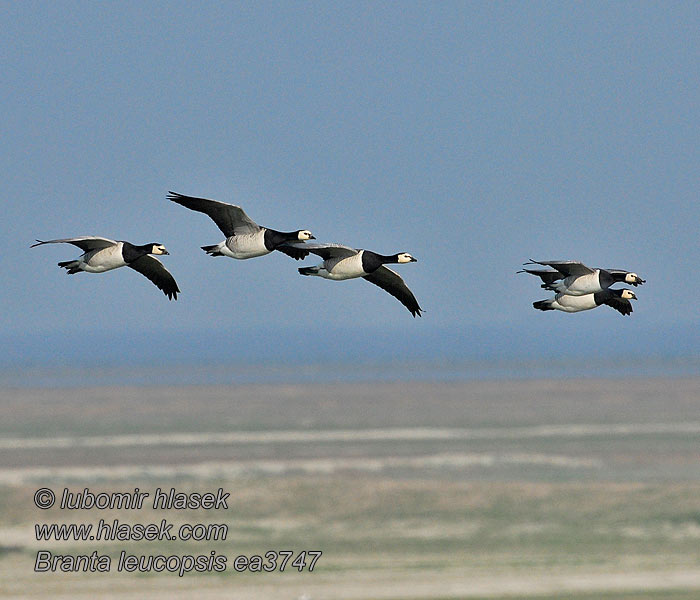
<box><xmin>625</xmin><ymin>272</ymin><xmax>645</xmax><ymax>285</ymax></box>
<box><xmin>396</xmin><ymin>253</ymin><xmax>417</xmax><ymax>264</ymax></box>
<box><xmin>150</xmin><ymin>244</ymin><xmax>169</xmax><ymax>255</ymax></box>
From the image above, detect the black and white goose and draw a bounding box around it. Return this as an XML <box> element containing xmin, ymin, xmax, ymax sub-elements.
<box><xmin>167</xmin><ymin>191</ymin><xmax>315</xmax><ymax>260</ymax></box>
<box><xmin>31</xmin><ymin>237</ymin><xmax>180</xmax><ymax>300</ymax></box>
<box><xmin>519</xmin><ymin>260</ymin><xmax>645</xmax><ymax>295</ymax></box>
<box><xmin>291</xmin><ymin>243</ymin><xmax>422</xmax><ymax>317</ymax></box>
<box><xmin>533</xmin><ymin>288</ymin><xmax>637</xmax><ymax>316</ymax></box>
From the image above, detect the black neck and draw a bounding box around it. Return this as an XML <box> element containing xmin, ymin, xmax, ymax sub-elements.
<box><xmin>121</xmin><ymin>242</ymin><xmax>151</xmax><ymax>263</ymax></box>
<box><xmin>361</xmin><ymin>251</ymin><xmax>399</xmax><ymax>273</ymax></box>
<box><xmin>594</xmin><ymin>288</ymin><xmax>623</xmax><ymax>305</ymax></box>
<box><xmin>264</xmin><ymin>229</ymin><xmax>300</xmax><ymax>250</ymax></box>
<box><xmin>599</xmin><ymin>269</ymin><xmax>615</xmax><ymax>288</ymax></box>
<box><xmin>608</xmin><ymin>271</ymin><xmax>629</xmax><ymax>284</ymax></box>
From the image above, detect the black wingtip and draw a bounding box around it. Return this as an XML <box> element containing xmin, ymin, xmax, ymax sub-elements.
<box><xmin>164</xmin><ymin>284</ymin><xmax>180</xmax><ymax>301</ymax></box>
<box><xmin>30</xmin><ymin>239</ymin><xmax>45</xmax><ymax>248</ymax></box>
<box><xmin>166</xmin><ymin>191</ymin><xmax>184</xmax><ymax>202</ymax></box>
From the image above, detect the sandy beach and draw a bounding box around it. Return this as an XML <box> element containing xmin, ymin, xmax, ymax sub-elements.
<box><xmin>1</xmin><ymin>377</ymin><xmax>699</xmax><ymax>599</ymax></box>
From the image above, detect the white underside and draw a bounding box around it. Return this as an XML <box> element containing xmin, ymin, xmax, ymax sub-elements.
<box><xmin>78</xmin><ymin>243</ymin><xmax>127</xmax><ymax>273</ymax></box>
<box><xmin>312</xmin><ymin>253</ymin><xmax>365</xmax><ymax>280</ymax></box>
<box><xmin>551</xmin><ymin>293</ymin><xmax>598</xmax><ymax>312</ymax></box>
<box><xmin>219</xmin><ymin>231</ymin><xmax>270</xmax><ymax>259</ymax></box>
<box><xmin>551</xmin><ymin>271</ymin><xmax>602</xmax><ymax>295</ymax></box>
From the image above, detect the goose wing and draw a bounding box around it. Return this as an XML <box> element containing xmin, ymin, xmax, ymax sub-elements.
<box><xmin>601</xmin><ymin>295</ymin><xmax>633</xmax><ymax>316</ymax></box>
<box><xmin>275</xmin><ymin>244</ymin><xmax>310</xmax><ymax>260</ymax></box>
<box><xmin>524</xmin><ymin>260</ymin><xmax>594</xmax><ymax>278</ymax></box>
<box><xmin>127</xmin><ymin>255</ymin><xmax>180</xmax><ymax>300</ymax></box>
<box><xmin>167</xmin><ymin>191</ymin><xmax>260</xmax><ymax>236</ymax></box>
<box><xmin>31</xmin><ymin>236</ymin><xmax>117</xmax><ymax>252</ymax></box>
<box><xmin>516</xmin><ymin>268</ymin><xmax>563</xmax><ymax>285</ymax></box>
<box><xmin>363</xmin><ymin>265</ymin><xmax>422</xmax><ymax>317</ymax></box>
<box><xmin>288</xmin><ymin>242</ymin><xmax>358</xmax><ymax>260</ymax></box>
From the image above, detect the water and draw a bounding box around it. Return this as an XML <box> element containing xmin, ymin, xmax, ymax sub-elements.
<box><xmin>1</xmin><ymin>356</ymin><xmax>697</xmax><ymax>388</ymax></box>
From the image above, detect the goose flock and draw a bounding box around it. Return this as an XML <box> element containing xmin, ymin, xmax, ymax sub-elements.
<box><xmin>32</xmin><ymin>193</ymin><xmax>648</xmax><ymax>319</ymax></box>
<box><xmin>32</xmin><ymin>191</ymin><xmax>423</xmax><ymax>316</ymax></box>
<box><xmin>519</xmin><ymin>260</ymin><xmax>646</xmax><ymax>316</ymax></box>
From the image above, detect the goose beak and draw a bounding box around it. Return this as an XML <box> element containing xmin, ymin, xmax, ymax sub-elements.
<box><xmin>410</xmin><ymin>257</ymin><xmax>417</xmax><ymax>262</ymax></box>
<box><xmin>162</xmin><ymin>249</ymin><xmax>170</xmax><ymax>255</ymax></box>
<box><xmin>310</xmin><ymin>235</ymin><xmax>316</xmax><ymax>240</ymax></box>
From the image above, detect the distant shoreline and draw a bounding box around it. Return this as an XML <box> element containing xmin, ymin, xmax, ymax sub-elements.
<box><xmin>2</xmin><ymin>356</ymin><xmax>698</xmax><ymax>389</ymax></box>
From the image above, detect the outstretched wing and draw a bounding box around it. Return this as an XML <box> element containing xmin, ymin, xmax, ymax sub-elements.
<box><xmin>290</xmin><ymin>242</ymin><xmax>358</xmax><ymax>260</ymax></box>
<box><xmin>523</xmin><ymin>260</ymin><xmax>594</xmax><ymax>278</ymax></box>
<box><xmin>167</xmin><ymin>191</ymin><xmax>260</xmax><ymax>236</ymax></box>
<box><xmin>601</xmin><ymin>295</ymin><xmax>633</xmax><ymax>316</ymax></box>
<box><xmin>516</xmin><ymin>268</ymin><xmax>563</xmax><ymax>286</ymax></box>
<box><xmin>275</xmin><ymin>244</ymin><xmax>310</xmax><ymax>260</ymax></box>
<box><xmin>127</xmin><ymin>255</ymin><xmax>180</xmax><ymax>300</ymax></box>
<box><xmin>363</xmin><ymin>265</ymin><xmax>422</xmax><ymax>317</ymax></box>
<box><xmin>31</xmin><ymin>236</ymin><xmax>117</xmax><ymax>252</ymax></box>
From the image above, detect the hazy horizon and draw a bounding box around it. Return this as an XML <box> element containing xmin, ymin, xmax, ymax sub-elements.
<box><xmin>3</xmin><ymin>321</ymin><xmax>697</xmax><ymax>388</ymax></box>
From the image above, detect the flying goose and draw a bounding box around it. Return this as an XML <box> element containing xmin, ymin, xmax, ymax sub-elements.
<box><xmin>519</xmin><ymin>260</ymin><xmax>645</xmax><ymax>296</ymax></box>
<box><xmin>31</xmin><ymin>237</ymin><xmax>180</xmax><ymax>300</ymax></box>
<box><xmin>291</xmin><ymin>242</ymin><xmax>422</xmax><ymax>317</ymax></box>
<box><xmin>167</xmin><ymin>191</ymin><xmax>315</xmax><ymax>260</ymax></box>
<box><xmin>533</xmin><ymin>288</ymin><xmax>637</xmax><ymax>315</ymax></box>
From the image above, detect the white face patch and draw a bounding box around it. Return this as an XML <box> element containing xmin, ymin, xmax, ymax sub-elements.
<box><xmin>621</xmin><ymin>289</ymin><xmax>637</xmax><ymax>300</ymax></box>
<box><xmin>152</xmin><ymin>244</ymin><xmax>168</xmax><ymax>255</ymax></box>
<box><xmin>297</xmin><ymin>230</ymin><xmax>314</xmax><ymax>241</ymax></box>
<box><xmin>626</xmin><ymin>273</ymin><xmax>639</xmax><ymax>283</ymax></box>
<box><xmin>397</xmin><ymin>253</ymin><xmax>416</xmax><ymax>263</ymax></box>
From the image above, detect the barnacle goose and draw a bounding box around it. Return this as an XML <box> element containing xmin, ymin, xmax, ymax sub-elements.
<box><xmin>31</xmin><ymin>237</ymin><xmax>180</xmax><ymax>300</ymax></box>
<box><xmin>167</xmin><ymin>191</ymin><xmax>314</xmax><ymax>260</ymax></box>
<box><xmin>290</xmin><ymin>242</ymin><xmax>422</xmax><ymax>317</ymax></box>
<box><xmin>533</xmin><ymin>288</ymin><xmax>637</xmax><ymax>316</ymax></box>
<box><xmin>519</xmin><ymin>260</ymin><xmax>645</xmax><ymax>296</ymax></box>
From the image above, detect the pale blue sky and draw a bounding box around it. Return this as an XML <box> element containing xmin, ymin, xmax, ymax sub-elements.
<box><xmin>3</xmin><ymin>2</ymin><xmax>698</xmax><ymax>367</ymax></box>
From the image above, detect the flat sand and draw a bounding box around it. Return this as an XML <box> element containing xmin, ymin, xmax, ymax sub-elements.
<box><xmin>1</xmin><ymin>377</ymin><xmax>699</xmax><ymax>599</ymax></box>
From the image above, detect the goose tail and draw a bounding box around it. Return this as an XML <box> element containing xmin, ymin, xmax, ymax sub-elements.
<box><xmin>201</xmin><ymin>244</ymin><xmax>225</xmax><ymax>257</ymax></box>
<box><xmin>58</xmin><ymin>260</ymin><xmax>81</xmax><ymax>274</ymax></box>
<box><xmin>533</xmin><ymin>299</ymin><xmax>554</xmax><ymax>311</ymax></box>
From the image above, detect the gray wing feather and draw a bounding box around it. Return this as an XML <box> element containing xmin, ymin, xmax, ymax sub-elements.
<box><xmin>290</xmin><ymin>242</ymin><xmax>358</xmax><ymax>260</ymax></box>
<box><xmin>516</xmin><ymin>268</ymin><xmax>563</xmax><ymax>285</ymax></box>
<box><xmin>363</xmin><ymin>265</ymin><xmax>422</xmax><ymax>317</ymax></box>
<box><xmin>524</xmin><ymin>260</ymin><xmax>594</xmax><ymax>277</ymax></box>
<box><xmin>127</xmin><ymin>256</ymin><xmax>180</xmax><ymax>301</ymax></box>
<box><xmin>167</xmin><ymin>191</ymin><xmax>260</xmax><ymax>236</ymax></box>
<box><xmin>605</xmin><ymin>269</ymin><xmax>631</xmax><ymax>276</ymax></box>
<box><xmin>31</xmin><ymin>236</ymin><xmax>117</xmax><ymax>251</ymax></box>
